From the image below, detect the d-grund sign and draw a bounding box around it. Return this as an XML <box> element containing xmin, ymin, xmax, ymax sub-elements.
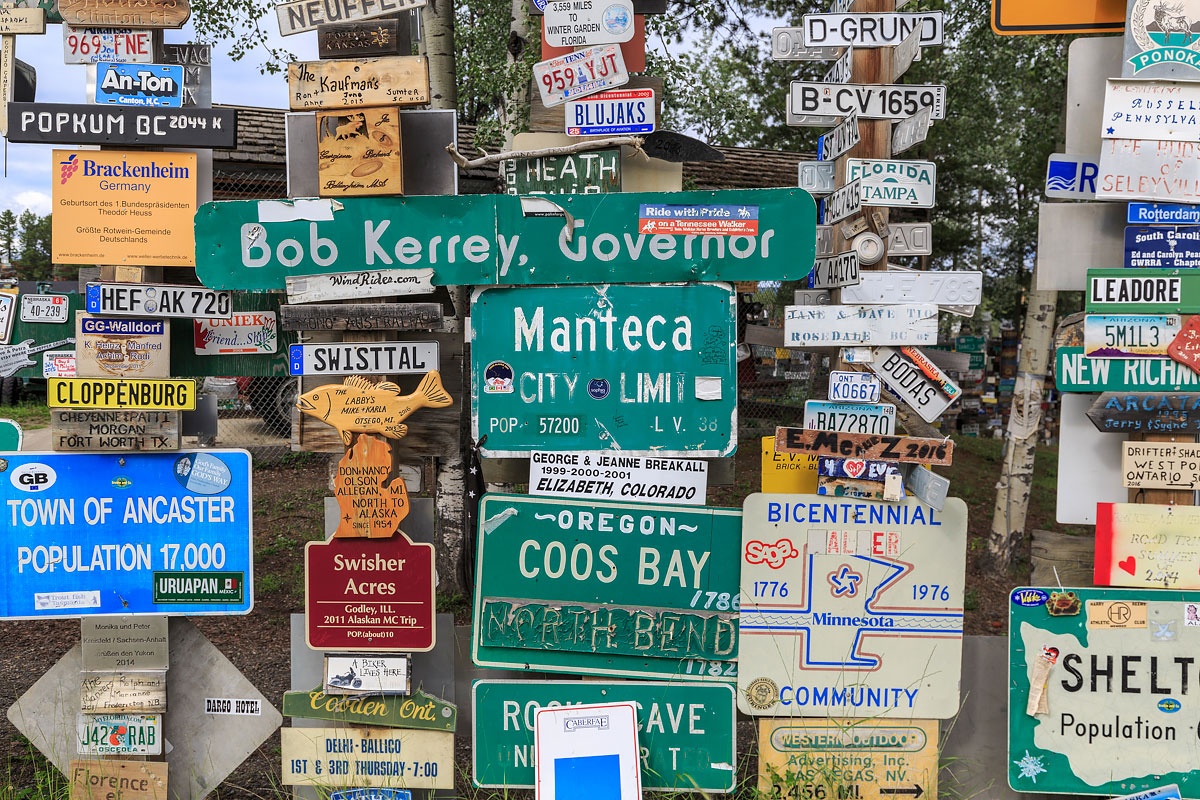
<box><xmin>471</xmin><ymin>283</ymin><xmax>736</xmax><ymax>458</ymax></box>
<box><xmin>1009</xmin><ymin>587</ymin><xmax>1200</xmax><ymax>796</ymax></box>
<box><xmin>472</xmin><ymin>493</ymin><xmax>742</xmax><ymax>680</ymax></box>
<box><xmin>193</xmin><ymin>189</ymin><xmax>818</xmax><ymax>290</ymax></box>
<box><xmin>0</xmin><ymin>451</ymin><xmax>252</xmax><ymax>618</ymax></box>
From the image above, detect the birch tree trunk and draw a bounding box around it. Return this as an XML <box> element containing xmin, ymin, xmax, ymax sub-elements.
<box><xmin>498</xmin><ymin>0</ymin><xmax>532</xmax><ymax>145</ymax></box>
<box><xmin>421</xmin><ymin>0</ymin><xmax>457</xmax><ymax>110</ymax></box>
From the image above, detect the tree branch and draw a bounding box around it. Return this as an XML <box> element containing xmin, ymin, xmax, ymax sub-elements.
<box><xmin>444</xmin><ymin>137</ymin><xmax>646</xmax><ymax>169</ymax></box>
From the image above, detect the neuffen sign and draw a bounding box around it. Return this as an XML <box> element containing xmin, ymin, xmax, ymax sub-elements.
<box><xmin>275</xmin><ymin>0</ymin><xmax>426</xmax><ymax>36</ymax></box>
<box><xmin>471</xmin><ymin>283</ymin><xmax>736</xmax><ymax>458</ymax></box>
<box><xmin>472</xmin><ymin>493</ymin><xmax>742</xmax><ymax>680</ymax></box>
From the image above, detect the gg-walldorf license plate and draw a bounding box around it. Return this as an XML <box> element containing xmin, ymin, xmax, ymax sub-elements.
<box><xmin>803</xmin><ymin>399</ymin><xmax>896</xmax><ymax>435</ymax></box>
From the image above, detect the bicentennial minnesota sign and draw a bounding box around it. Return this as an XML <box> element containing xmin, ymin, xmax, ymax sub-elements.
<box><xmin>737</xmin><ymin>493</ymin><xmax>967</xmax><ymax>718</ymax></box>
<box><xmin>193</xmin><ymin>189</ymin><xmax>818</xmax><ymax>290</ymax></box>
<box><xmin>472</xmin><ymin>493</ymin><xmax>742</xmax><ymax>680</ymax></box>
<box><xmin>0</xmin><ymin>451</ymin><xmax>253</xmax><ymax>618</ymax></box>
<box><xmin>1009</xmin><ymin>587</ymin><xmax>1200</xmax><ymax>796</ymax></box>
<box><xmin>470</xmin><ymin>283</ymin><xmax>736</xmax><ymax>458</ymax></box>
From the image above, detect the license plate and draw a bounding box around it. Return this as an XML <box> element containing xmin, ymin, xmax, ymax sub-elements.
<box><xmin>63</xmin><ymin>26</ymin><xmax>154</xmax><ymax>64</ymax></box>
<box><xmin>565</xmin><ymin>87</ymin><xmax>655</xmax><ymax>135</ymax></box>
<box><xmin>823</xmin><ymin>179</ymin><xmax>861</xmax><ymax>224</ymax></box>
<box><xmin>867</xmin><ymin>346</ymin><xmax>956</xmax><ymax>423</ymax></box>
<box><xmin>76</xmin><ymin>713</ymin><xmax>162</xmax><ymax>755</ymax></box>
<box><xmin>845</xmin><ymin>158</ymin><xmax>936</xmax><ymax>208</ymax></box>
<box><xmin>828</xmin><ymin>370</ymin><xmax>881</xmax><ymax>403</ymax></box>
<box><xmin>790</xmin><ymin>82</ymin><xmax>947</xmax><ymax>120</ymax></box>
<box><xmin>20</xmin><ymin>294</ymin><xmax>70</xmax><ymax>323</ymax></box>
<box><xmin>771</xmin><ymin>27</ymin><xmax>842</xmax><ymax>60</ymax></box>
<box><xmin>839</xmin><ymin>270</ymin><xmax>983</xmax><ymax>306</ymax></box>
<box><xmin>288</xmin><ymin>341</ymin><xmax>439</xmax><ymax>375</ymax></box>
<box><xmin>804</xmin><ymin>400</ymin><xmax>896</xmax><ymax>435</ymax></box>
<box><xmin>886</xmin><ymin>223</ymin><xmax>933</xmax><ymax>255</ymax></box>
<box><xmin>809</xmin><ymin>252</ymin><xmax>859</xmax><ymax>289</ymax></box>
<box><xmin>820</xmin><ymin>112</ymin><xmax>859</xmax><ymax>160</ymax></box>
<box><xmin>1084</xmin><ymin>314</ymin><xmax>1181</xmax><ymax>359</ymax></box>
<box><xmin>42</xmin><ymin>352</ymin><xmax>76</xmax><ymax>378</ymax></box>
<box><xmin>799</xmin><ymin>161</ymin><xmax>835</xmax><ymax>196</ymax></box>
<box><xmin>533</xmin><ymin>44</ymin><xmax>629</xmax><ymax>108</ymax></box>
<box><xmin>85</xmin><ymin>283</ymin><xmax>232</xmax><ymax>319</ymax></box>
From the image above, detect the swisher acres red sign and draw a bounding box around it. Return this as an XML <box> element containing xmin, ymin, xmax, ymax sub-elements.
<box><xmin>305</xmin><ymin>532</ymin><xmax>435</xmax><ymax>652</ymax></box>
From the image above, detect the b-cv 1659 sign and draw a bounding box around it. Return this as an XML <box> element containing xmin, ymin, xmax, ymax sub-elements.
<box><xmin>194</xmin><ymin>189</ymin><xmax>817</xmax><ymax>290</ymax></box>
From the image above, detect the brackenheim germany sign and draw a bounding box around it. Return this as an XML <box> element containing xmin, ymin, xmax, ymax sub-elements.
<box><xmin>194</xmin><ymin>189</ymin><xmax>818</xmax><ymax>290</ymax></box>
<box><xmin>7</xmin><ymin>104</ymin><xmax>237</xmax><ymax>148</ymax></box>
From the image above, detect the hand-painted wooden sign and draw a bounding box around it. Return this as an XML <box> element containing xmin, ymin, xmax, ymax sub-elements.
<box><xmin>283</xmin><ymin>687</ymin><xmax>456</xmax><ymax>731</ymax></box>
<box><xmin>334</xmin><ymin>434</ymin><xmax>409</xmax><ymax>538</ymax></box>
<box><xmin>317</xmin><ymin>106</ymin><xmax>403</xmax><ymax>195</ymax></box>
<box><xmin>323</xmin><ymin>654</ymin><xmax>411</xmax><ymax>696</ymax></box>
<box><xmin>297</xmin><ymin>372</ymin><xmax>452</xmax><ymax>447</ymax></box>
<box><xmin>317</xmin><ymin>20</ymin><xmax>405</xmax><ymax>58</ymax></box>
<box><xmin>305</xmin><ymin>530</ymin><xmax>436</xmax><ymax>651</ymax></box>
<box><xmin>1096</xmin><ymin>503</ymin><xmax>1200</xmax><ymax>589</ymax></box>
<box><xmin>51</xmin><ymin>409</ymin><xmax>180</xmax><ymax>451</ymax></box>
<box><xmin>288</xmin><ymin>57</ymin><xmax>430</xmax><ymax>110</ymax></box>
<box><xmin>1123</xmin><ymin>441</ymin><xmax>1200</xmax><ymax>491</ymax></box>
<box><xmin>0</xmin><ymin>7</ymin><xmax>44</xmax><ymax>33</ymax></box>
<box><xmin>1086</xmin><ymin>392</ymin><xmax>1200</xmax><ymax>434</ymax></box>
<box><xmin>281</xmin><ymin>727</ymin><xmax>453</xmax><ymax>789</ymax></box>
<box><xmin>775</xmin><ymin>426</ymin><xmax>954</xmax><ymax>466</ymax></box>
<box><xmin>59</xmin><ymin>0</ymin><xmax>189</xmax><ymax>28</ymax></box>
<box><xmin>785</xmin><ymin>304</ymin><xmax>938</xmax><ymax>347</ymax></box>
<box><xmin>279</xmin><ymin>303</ymin><xmax>442</xmax><ymax>332</ymax></box>
<box><xmin>502</xmin><ymin>147</ymin><xmax>621</xmax><ymax>195</ymax></box>
<box><xmin>276</xmin><ymin>0</ymin><xmax>426</xmax><ymax>37</ymax></box>
<box><xmin>286</xmin><ymin>270</ymin><xmax>436</xmax><ymax>304</ymax></box>
<box><xmin>68</xmin><ymin>760</ymin><xmax>167</xmax><ymax>800</ymax></box>
<box><xmin>1084</xmin><ymin>314</ymin><xmax>1180</xmax><ymax>358</ymax></box>
<box><xmin>80</xmin><ymin>671</ymin><xmax>166</xmax><ymax>713</ymax></box>
<box><xmin>1169</xmin><ymin>314</ymin><xmax>1200</xmax><ymax>376</ymax></box>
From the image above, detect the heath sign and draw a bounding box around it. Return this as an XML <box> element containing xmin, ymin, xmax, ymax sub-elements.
<box><xmin>471</xmin><ymin>283</ymin><xmax>736</xmax><ymax>458</ymax></box>
<box><xmin>193</xmin><ymin>190</ymin><xmax>818</xmax><ymax>290</ymax></box>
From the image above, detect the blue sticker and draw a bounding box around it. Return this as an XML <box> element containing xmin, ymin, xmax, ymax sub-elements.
<box><xmin>1011</xmin><ymin>588</ymin><xmax>1049</xmax><ymax>608</ymax></box>
<box><xmin>484</xmin><ymin>361</ymin><xmax>515</xmax><ymax>394</ymax></box>
<box><xmin>174</xmin><ymin>453</ymin><xmax>233</xmax><ymax>495</ymax></box>
<box><xmin>588</xmin><ymin>379</ymin><xmax>610</xmax><ymax>400</ymax></box>
<box><xmin>554</xmin><ymin>754</ymin><xmax>621</xmax><ymax>800</ymax></box>
<box><xmin>1159</xmin><ymin>698</ymin><xmax>1181</xmax><ymax>713</ymax></box>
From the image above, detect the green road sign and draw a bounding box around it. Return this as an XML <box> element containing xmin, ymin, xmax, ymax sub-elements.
<box><xmin>1086</xmin><ymin>268</ymin><xmax>1200</xmax><ymax>313</ymax></box>
<box><xmin>471</xmin><ymin>283</ymin><xmax>736</xmax><ymax>457</ymax></box>
<box><xmin>1009</xmin><ymin>586</ymin><xmax>1200</xmax><ymax>796</ymax></box>
<box><xmin>1056</xmin><ymin>346</ymin><xmax>1200</xmax><ymax>392</ymax></box>
<box><xmin>472</xmin><ymin>680</ymin><xmax>736</xmax><ymax>792</ymax></box>
<box><xmin>0</xmin><ymin>418</ymin><xmax>20</xmax><ymax>451</ymax></box>
<box><xmin>282</xmin><ymin>686</ymin><xmax>456</xmax><ymax>732</ymax></box>
<box><xmin>472</xmin><ymin>493</ymin><xmax>741</xmax><ymax>680</ymax></box>
<box><xmin>194</xmin><ymin>189</ymin><xmax>817</xmax><ymax>290</ymax></box>
<box><xmin>955</xmin><ymin>335</ymin><xmax>985</xmax><ymax>352</ymax></box>
<box><xmin>969</xmin><ymin>351</ymin><xmax>985</xmax><ymax>369</ymax></box>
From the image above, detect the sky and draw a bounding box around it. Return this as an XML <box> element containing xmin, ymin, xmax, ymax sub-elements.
<box><xmin>1</xmin><ymin>13</ymin><xmax>317</xmax><ymax>216</ymax></box>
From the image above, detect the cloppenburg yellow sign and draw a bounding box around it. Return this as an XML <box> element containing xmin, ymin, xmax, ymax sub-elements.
<box><xmin>48</xmin><ymin>379</ymin><xmax>196</xmax><ymax>410</ymax></box>
<box><xmin>51</xmin><ymin>149</ymin><xmax>197</xmax><ymax>267</ymax></box>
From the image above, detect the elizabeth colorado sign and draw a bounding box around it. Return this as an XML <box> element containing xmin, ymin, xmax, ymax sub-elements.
<box><xmin>472</xmin><ymin>493</ymin><xmax>742</xmax><ymax>680</ymax></box>
<box><xmin>471</xmin><ymin>283</ymin><xmax>736</xmax><ymax>458</ymax></box>
<box><xmin>738</xmin><ymin>493</ymin><xmax>967</xmax><ymax>718</ymax></box>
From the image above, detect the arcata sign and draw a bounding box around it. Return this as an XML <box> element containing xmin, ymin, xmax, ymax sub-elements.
<box><xmin>194</xmin><ymin>190</ymin><xmax>818</xmax><ymax>290</ymax></box>
<box><xmin>470</xmin><ymin>283</ymin><xmax>736</xmax><ymax>458</ymax></box>
<box><xmin>472</xmin><ymin>493</ymin><xmax>742</xmax><ymax>680</ymax></box>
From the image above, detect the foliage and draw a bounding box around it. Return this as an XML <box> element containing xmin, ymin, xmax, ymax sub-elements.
<box><xmin>0</xmin><ymin>402</ymin><xmax>50</xmax><ymax>430</ymax></box>
<box><xmin>15</xmin><ymin>211</ymin><xmax>51</xmax><ymax>281</ymax></box>
<box><xmin>0</xmin><ymin>210</ymin><xmax>17</xmax><ymax>265</ymax></box>
<box><xmin>189</xmin><ymin>0</ymin><xmax>295</xmax><ymax>74</ymax></box>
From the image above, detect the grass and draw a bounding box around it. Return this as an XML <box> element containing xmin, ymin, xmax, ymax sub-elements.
<box><xmin>0</xmin><ymin>402</ymin><xmax>50</xmax><ymax>431</ymax></box>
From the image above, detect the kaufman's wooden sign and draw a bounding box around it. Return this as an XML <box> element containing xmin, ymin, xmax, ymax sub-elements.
<box><xmin>774</xmin><ymin>426</ymin><xmax>954</xmax><ymax>466</ymax></box>
<box><xmin>334</xmin><ymin>434</ymin><xmax>409</xmax><ymax>538</ymax></box>
<box><xmin>52</xmin><ymin>409</ymin><xmax>180</xmax><ymax>452</ymax></box>
<box><xmin>288</xmin><ymin>57</ymin><xmax>430</xmax><ymax>110</ymax></box>
<box><xmin>317</xmin><ymin>19</ymin><xmax>406</xmax><ymax>58</ymax></box>
<box><xmin>59</xmin><ymin>0</ymin><xmax>190</xmax><ymax>28</ymax></box>
<box><xmin>317</xmin><ymin>106</ymin><xmax>403</xmax><ymax>195</ymax></box>
<box><xmin>280</xmin><ymin>302</ymin><xmax>442</xmax><ymax>331</ymax></box>
<box><xmin>296</xmin><ymin>373</ymin><xmax>452</xmax><ymax>446</ymax></box>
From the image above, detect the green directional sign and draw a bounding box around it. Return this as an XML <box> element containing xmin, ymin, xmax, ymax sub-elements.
<box><xmin>194</xmin><ymin>189</ymin><xmax>817</xmax><ymax>290</ymax></box>
<box><xmin>1056</xmin><ymin>346</ymin><xmax>1200</xmax><ymax>392</ymax></box>
<box><xmin>472</xmin><ymin>493</ymin><xmax>741</xmax><ymax>681</ymax></box>
<box><xmin>955</xmin><ymin>335</ymin><xmax>985</xmax><ymax>353</ymax></box>
<box><xmin>282</xmin><ymin>686</ymin><xmax>456</xmax><ymax>732</ymax></box>
<box><xmin>472</xmin><ymin>680</ymin><xmax>736</xmax><ymax>792</ymax></box>
<box><xmin>471</xmin><ymin>283</ymin><xmax>736</xmax><ymax>457</ymax></box>
<box><xmin>0</xmin><ymin>418</ymin><xmax>20</xmax><ymax>451</ymax></box>
<box><xmin>1086</xmin><ymin>268</ymin><xmax>1200</xmax><ymax>313</ymax></box>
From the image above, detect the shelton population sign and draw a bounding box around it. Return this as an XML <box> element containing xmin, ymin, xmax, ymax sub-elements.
<box><xmin>0</xmin><ymin>451</ymin><xmax>253</xmax><ymax>618</ymax></box>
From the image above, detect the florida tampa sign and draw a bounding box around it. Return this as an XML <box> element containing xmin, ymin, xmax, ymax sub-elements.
<box><xmin>194</xmin><ymin>189</ymin><xmax>818</xmax><ymax>289</ymax></box>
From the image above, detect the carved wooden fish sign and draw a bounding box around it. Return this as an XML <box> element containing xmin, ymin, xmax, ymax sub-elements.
<box><xmin>334</xmin><ymin>433</ymin><xmax>409</xmax><ymax>538</ymax></box>
<box><xmin>296</xmin><ymin>371</ymin><xmax>453</xmax><ymax>446</ymax></box>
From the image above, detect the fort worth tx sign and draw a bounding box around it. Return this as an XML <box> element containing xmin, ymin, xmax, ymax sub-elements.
<box><xmin>193</xmin><ymin>189</ymin><xmax>817</xmax><ymax>289</ymax></box>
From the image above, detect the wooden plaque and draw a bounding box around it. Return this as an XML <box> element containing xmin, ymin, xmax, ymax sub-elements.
<box><xmin>297</xmin><ymin>372</ymin><xmax>453</xmax><ymax>447</ymax></box>
<box><xmin>317</xmin><ymin>19</ymin><xmax>406</xmax><ymax>59</ymax></box>
<box><xmin>0</xmin><ymin>7</ymin><xmax>45</xmax><ymax>34</ymax></box>
<box><xmin>334</xmin><ymin>434</ymin><xmax>409</xmax><ymax>538</ymax></box>
<box><xmin>59</xmin><ymin>0</ymin><xmax>189</xmax><ymax>28</ymax></box>
<box><xmin>80</xmin><ymin>672</ymin><xmax>167</xmax><ymax>714</ymax></box>
<box><xmin>280</xmin><ymin>302</ymin><xmax>442</xmax><ymax>332</ymax></box>
<box><xmin>68</xmin><ymin>760</ymin><xmax>167</xmax><ymax>800</ymax></box>
<box><xmin>52</xmin><ymin>409</ymin><xmax>179</xmax><ymax>452</ymax></box>
<box><xmin>287</xmin><ymin>57</ymin><xmax>429</xmax><ymax>110</ymax></box>
<box><xmin>774</xmin><ymin>427</ymin><xmax>954</xmax><ymax>466</ymax></box>
<box><xmin>317</xmin><ymin>106</ymin><xmax>403</xmax><ymax>196</ymax></box>
<box><xmin>1086</xmin><ymin>392</ymin><xmax>1200</xmax><ymax>434</ymax></box>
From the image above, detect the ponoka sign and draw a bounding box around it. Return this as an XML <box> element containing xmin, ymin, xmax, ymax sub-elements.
<box><xmin>193</xmin><ymin>190</ymin><xmax>818</xmax><ymax>290</ymax></box>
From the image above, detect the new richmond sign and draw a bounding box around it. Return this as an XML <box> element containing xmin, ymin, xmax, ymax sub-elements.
<box><xmin>194</xmin><ymin>189</ymin><xmax>818</xmax><ymax>289</ymax></box>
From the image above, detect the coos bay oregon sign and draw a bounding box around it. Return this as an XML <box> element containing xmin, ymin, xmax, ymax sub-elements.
<box><xmin>194</xmin><ymin>189</ymin><xmax>817</xmax><ymax>289</ymax></box>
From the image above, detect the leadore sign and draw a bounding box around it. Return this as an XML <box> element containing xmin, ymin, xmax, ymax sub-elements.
<box><xmin>472</xmin><ymin>493</ymin><xmax>742</xmax><ymax>680</ymax></box>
